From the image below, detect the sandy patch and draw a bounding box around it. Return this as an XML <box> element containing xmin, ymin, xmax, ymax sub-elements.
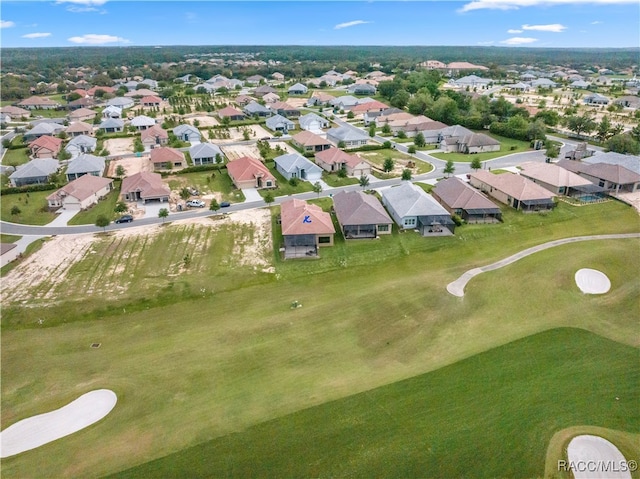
<box><xmin>228</xmin><ymin>208</ymin><xmax>274</xmax><ymax>271</ymax></box>
<box><xmin>103</xmin><ymin>138</ymin><xmax>135</xmax><ymax>156</ymax></box>
<box><xmin>566</xmin><ymin>435</ymin><xmax>631</xmax><ymax>478</ymax></box>
<box><xmin>186</xmin><ymin>115</ymin><xmax>219</xmax><ymax>127</ymax></box>
<box><xmin>285</xmin><ymin>98</ymin><xmax>308</xmax><ymax>108</ymax></box>
<box><xmin>213</xmin><ymin>125</ymin><xmax>272</xmax><ymax>143</ymax></box>
<box><xmin>575</xmin><ymin>268</ymin><xmax>611</xmax><ymax>294</ymax></box>
<box><xmin>222</xmin><ymin>141</ymin><xmax>295</xmax><ymax>161</ymax></box>
<box><xmin>0</xmin><ymin>389</ymin><xmax>117</xmax><ymax>458</ymax></box>
<box><xmin>106</xmin><ymin>155</ymin><xmax>152</xmax><ymax>177</ymax></box>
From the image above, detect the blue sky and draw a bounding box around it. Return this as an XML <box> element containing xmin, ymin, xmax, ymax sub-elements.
<box><xmin>1</xmin><ymin>0</ymin><xmax>638</xmax><ymax>48</ymax></box>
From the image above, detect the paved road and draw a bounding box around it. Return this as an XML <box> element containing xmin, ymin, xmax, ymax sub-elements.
<box><xmin>446</xmin><ymin>233</ymin><xmax>640</xmax><ymax>297</ymax></box>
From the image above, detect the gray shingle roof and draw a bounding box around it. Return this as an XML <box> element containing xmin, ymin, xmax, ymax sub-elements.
<box><xmin>326</xmin><ymin>126</ymin><xmax>369</xmax><ymax>142</ymax></box>
<box><xmin>189</xmin><ymin>142</ymin><xmax>223</xmax><ymax>159</ymax></box>
<box><xmin>333</xmin><ymin>190</ymin><xmax>392</xmax><ymax>226</ymax></box>
<box><xmin>66</xmin><ymin>154</ymin><xmax>105</xmax><ymax>175</ymax></box>
<box><xmin>274</xmin><ymin>153</ymin><xmax>322</xmax><ymax>175</ymax></box>
<box><xmin>382</xmin><ymin>182</ymin><xmax>450</xmax><ymax>218</ymax></box>
<box><xmin>10</xmin><ymin>159</ymin><xmax>59</xmax><ymax>180</ymax></box>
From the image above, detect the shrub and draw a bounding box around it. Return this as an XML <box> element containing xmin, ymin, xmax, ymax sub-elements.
<box><xmin>288</xmin><ymin>177</ymin><xmax>299</xmax><ymax>187</ymax></box>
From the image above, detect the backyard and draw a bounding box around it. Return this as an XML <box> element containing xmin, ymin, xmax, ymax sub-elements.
<box><xmin>431</xmin><ymin>133</ymin><xmax>532</xmax><ymax>163</ymax></box>
<box><xmin>356</xmin><ymin>148</ymin><xmax>434</xmax><ymax>176</ymax></box>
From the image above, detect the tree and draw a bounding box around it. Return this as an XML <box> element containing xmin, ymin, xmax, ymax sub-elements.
<box><xmin>358</xmin><ymin>174</ymin><xmax>370</xmax><ymax>190</ymax></box>
<box><xmin>337</xmin><ymin>140</ymin><xmax>346</xmax><ymax>149</ymax></box>
<box><xmin>383</xmin><ymin>157</ymin><xmax>395</xmax><ymax>172</ymax></box>
<box><xmin>57</xmin><ymin>149</ymin><xmax>71</xmax><ymax>161</ymax></box>
<box><xmin>368</xmin><ymin>124</ymin><xmax>376</xmax><ymax>137</ymax></box>
<box><xmin>209</xmin><ymin>198</ymin><xmax>220</xmax><ymax>212</ymax></box>
<box><xmin>564</xmin><ymin>114</ymin><xmax>597</xmax><ymax>137</ymax></box>
<box><xmin>605</xmin><ymin>134</ymin><xmax>640</xmax><ymax>155</ymax></box>
<box><xmin>595</xmin><ymin>116</ymin><xmax>613</xmax><ymax>143</ymax></box>
<box><xmin>391</xmin><ymin>90</ymin><xmax>410</xmax><ymax>109</ymax></box>
<box><xmin>95</xmin><ymin>214</ymin><xmax>109</xmax><ymax>231</ymax></box>
<box><xmin>115</xmin><ymin>165</ymin><xmax>126</xmax><ymax>179</ymax></box>
<box><xmin>263</xmin><ymin>191</ymin><xmax>275</xmax><ymax>205</ymax></box>
<box><xmin>242</xmin><ymin>129</ymin><xmax>251</xmax><ymax>141</ymax></box>
<box><xmin>470</xmin><ymin>157</ymin><xmax>482</xmax><ymax>171</ymax></box>
<box><xmin>401</xmin><ymin>169</ymin><xmax>412</xmax><ymax>181</ymax></box>
<box><xmin>381</xmin><ymin>124</ymin><xmax>392</xmax><ymax>135</ymax></box>
<box><xmin>114</xmin><ymin>201</ymin><xmax>128</xmax><ymax>213</ymax></box>
<box><xmin>312</xmin><ymin>181</ymin><xmax>323</xmax><ymax>197</ymax></box>
<box><xmin>347</xmin><ymin>110</ymin><xmax>355</xmax><ymax>119</ymax></box>
<box><xmin>414</xmin><ymin>132</ymin><xmax>426</xmax><ymax>148</ymax></box>
<box><xmin>158</xmin><ymin>208</ymin><xmax>169</xmax><ymax>223</ymax></box>
<box><xmin>396</xmin><ymin>130</ymin><xmax>407</xmax><ymax>139</ymax></box>
<box><xmin>443</xmin><ymin>159</ymin><xmax>455</xmax><ymax>178</ymax></box>
<box><xmin>337</xmin><ymin>167</ymin><xmax>347</xmax><ymax>178</ymax></box>
<box><xmin>545</xmin><ymin>141</ymin><xmax>560</xmax><ymax>162</ymax></box>
<box><xmin>215</xmin><ymin>153</ymin><xmax>223</xmax><ymax>171</ymax></box>
<box><xmin>407</xmin><ymin>145</ymin><xmax>416</xmax><ymax>154</ymax></box>
<box><xmin>180</xmin><ymin>187</ymin><xmax>191</xmax><ymax>200</ymax></box>
<box><xmin>10</xmin><ymin>205</ymin><xmax>21</xmax><ymax>216</ymax></box>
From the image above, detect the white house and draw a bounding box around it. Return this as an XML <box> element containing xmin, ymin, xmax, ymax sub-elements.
<box><xmin>274</xmin><ymin>153</ymin><xmax>323</xmax><ymax>182</ymax></box>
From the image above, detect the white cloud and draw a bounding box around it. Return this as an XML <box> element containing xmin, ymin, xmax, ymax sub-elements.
<box><xmin>334</xmin><ymin>20</ymin><xmax>371</xmax><ymax>30</ymax></box>
<box><xmin>459</xmin><ymin>0</ymin><xmax>637</xmax><ymax>13</ymax></box>
<box><xmin>22</xmin><ymin>32</ymin><xmax>52</xmax><ymax>38</ymax></box>
<box><xmin>66</xmin><ymin>6</ymin><xmax>99</xmax><ymax>12</ymax></box>
<box><xmin>522</xmin><ymin>23</ymin><xmax>567</xmax><ymax>32</ymax></box>
<box><xmin>56</xmin><ymin>0</ymin><xmax>108</xmax><ymax>5</ymax></box>
<box><xmin>500</xmin><ymin>36</ymin><xmax>539</xmax><ymax>45</ymax></box>
<box><xmin>1</xmin><ymin>20</ymin><xmax>15</xmax><ymax>28</ymax></box>
<box><xmin>507</xmin><ymin>29</ymin><xmax>523</xmax><ymax>33</ymax></box>
<box><xmin>67</xmin><ymin>34</ymin><xmax>129</xmax><ymax>45</ymax></box>
<box><xmin>591</xmin><ymin>20</ymin><xmax>603</xmax><ymax>24</ymax></box>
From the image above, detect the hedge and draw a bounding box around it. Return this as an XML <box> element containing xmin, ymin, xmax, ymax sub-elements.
<box><xmin>344</xmin><ymin>143</ymin><xmax>388</xmax><ymax>153</ymax></box>
<box><xmin>1</xmin><ymin>183</ymin><xmax>58</xmax><ymax>195</ymax></box>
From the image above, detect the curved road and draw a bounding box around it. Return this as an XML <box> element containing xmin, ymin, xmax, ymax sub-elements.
<box><xmin>446</xmin><ymin>233</ymin><xmax>640</xmax><ymax>297</ymax></box>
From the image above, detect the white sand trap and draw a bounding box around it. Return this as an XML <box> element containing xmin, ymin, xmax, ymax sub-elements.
<box><xmin>575</xmin><ymin>269</ymin><xmax>611</xmax><ymax>294</ymax></box>
<box><xmin>567</xmin><ymin>435</ymin><xmax>632</xmax><ymax>478</ymax></box>
<box><xmin>0</xmin><ymin>389</ymin><xmax>117</xmax><ymax>458</ymax></box>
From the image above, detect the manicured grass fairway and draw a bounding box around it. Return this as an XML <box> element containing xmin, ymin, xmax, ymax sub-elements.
<box><xmin>108</xmin><ymin>328</ymin><xmax>640</xmax><ymax>479</ymax></box>
<box><xmin>0</xmin><ymin>201</ymin><xmax>638</xmax><ymax>479</ymax></box>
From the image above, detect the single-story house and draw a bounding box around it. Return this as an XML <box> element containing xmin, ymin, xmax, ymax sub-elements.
<box><xmin>23</xmin><ymin>122</ymin><xmax>64</xmax><ymax>142</ymax></box>
<box><xmin>583</xmin><ymin>93</ymin><xmax>610</xmax><ymax>105</ymax></box>
<box><xmin>125</xmin><ymin>88</ymin><xmax>156</xmax><ymax>98</ymax></box>
<box><xmin>29</xmin><ymin>135</ymin><xmax>63</xmax><ymax>159</ymax></box>
<box><xmin>106</xmin><ymin>97</ymin><xmax>135</xmax><ymax>109</ymax></box>
<box><xmin>47</xmin><ymin>175</ymin><xmax>113</xmax><ymax>211</ymax></box>
<box><xmin>9</xmin><ymin>158</ymin><xmax>59</xmax><ymax>187</ymax></box>
<box><xmin>0</xmin><ymin>106</ymin><xmax>30</xmax><ymax>119</ymax></box>
<box><xmin>121</xmin><ymin>171</ymin><xmax>171</xmax><ymax>203</ymax></box>
<box><xmin>253</xmin><ymin>85</ymin><xmax>278</xmax><ymax>97</ymax></box>
<box><xmin>450</xmin><ymin>75</ymin><xmax>492</xmax><ymax>90</ymax></box>
<box><xmin>518</xmin><ymin>161</ymin><xmax>603</xmax><ymax>198</ymax></box>
<box><xmin>274</xmin><ymin>153</ymin><xmax>323</xmax><ymax>182</ymax></box>
<box><xmin>375</xmin><ymin>111</ymin><xmax>414</xmax><ymax>127</ymax></box>
<box><xmin>330</xmin><ymin>95</ymin><xmax>364</xmax><ymax>111</ymax></box>
<box><xmin>235</xmin><ymin>95</ymin><xmax>257</xmax><ymax>106</ymax></box>
<box><xmin>431</xmin><ymin>177</ymin><xmax>502</xmax><ymax>223</ymax></box>
<box><xmin>394</xmin><ymin>119</ymin><xmax>448</xmax><ymax>141</ymax></box>
<box><xmin>557</xmin><ymin>159</ymin><xmax>640</xmax><ymax>194</ymax></box>
<box><xmin>280</xmin><ymin>198</ymin><xmax>335</xmax><ymax>259</ymax></box>
<box><xmin>217</xmin><ymin>106</ymin><xmax>245</xmax><ymax>121</ymax></box>
<box><xmin>66</xmin><ymin>121</ymin><xmax>93</xmax><ymax>137</ymax></box>
<box><xmin>348</xmin><ymin>83</ymin><xmax>377</xmax><ymax>95</ymax></box>
<box><xmin>262</xmin><ymin>92</ymin><xmax>280</xmax><ymax>104</ymax></box>
<box><xmin>306</xmin><ymin>92</ymin><xmax>334</xmax><ymax>107</ymax></box>
<box><xmin>102</xmin><ymin>105</ymin><xmax>122</xmax><ymax>119</ymax></box>
<box><xmin>17</xmin><ymin>96</ymin><xmax>60</xmax><ymax>110</ymax></box>
<box><xmin>291</xmin><ymin>131</ymin><xmax>332</xmax><ymax>153</ymax></box>
<box><xmin>441</xmin><ymin>132</ymin><xmax>500</xmax><ymax>154</ymax></box>
<box><xmin>246</xmin><ymin>74</ymin><xmax>266</xmax><ymax>85</ymax></box>
<box><xmin>314</xmin><ymin>147</ymin><xmax>371</xmax><ymax>177</ymax></box>
<box><xmin>350</xmin><ymin>100</ymin><xmax>389</xmax><ymax>115</ymax></box>
<box><xmin>87</xmin><ymin>86</ymin><xmax>115</xmax><ymax>97</ymax></box>
<box><xmin>299</xmin><ymin>113</ymin><xmax>330</xmax><ymax>132</ymax></box>
<box><xmin>149</xmin><ymin>147</ymin><xmax>186</xmax><ymax>170</ymax></box>
<box><xmin>614</xmin><ymin>96</ymin><xmax>640</xmax><ymax>109</ymax></box>
<box><xmin>65</xmin><ymin>154</ymin><xmax>106</xmax><ymax>181</ymax></box>
<box><xmin>363</xmin><ymin>107</ymin><xmax>404</xmax><ymax>126</ymax></box>
<box><xmin>583</xmin><ymin>151</ymin><xmax>640</xmax><ymax>175</ymax></box>
<box><xmin>332</xmin><ymin>190</ymin><xmax>393</xmax><ymax>239</ymax></box>
<box><xmin>65</xmin><ymin>134</ymin><xmax>97</xmax><ymax>158</ymax></box>
<box><xmin>99</xmin><ymin>118</ymin><xmax>125</xmax><ymax>134</ymax></box>
<box><xmin>272</xmin><ymin>72</ymin><xmax>285</xmax><ymax>82</ymax></box>
<box><xmin>226</xmin><ymin>156</ymin><xmax>276</xmax><ymax>189</ymax></box>
<box><xmin>326</xmin><ymin>126</ymin><xmax>369</xmax><ymax>148</ymax></box>
<box><xmin>190</xmin><ymin>142</ymin><xmax>225</xmax><ymax>165</ymax></box>
<box><xmin>269</xmin><ymin>101</ymin><xmax>300</xmax><ymax>118</ymax></box>
<box><xmin>469</xmin><ymin>170</ymin><xmax>557</xmax><ymax>212</ymax></box>
<box><xmin>287</xmin><ymin>83</ymin><xmax>309</xmax><ymax>95</ymax></box>
<box><xmin>243</xmin><ymin>101</ymin><xmax>272</xmax><ymax>118</ymax></box>
<box><xmin>141</xmin><ymin>125</ymin><xmax>169</xmax><ymax>150</ymax></box>
<box><xmin>381</xmin><ymin>182</ymin><xmax>455</xmax><ymax>236</ymax></box>
<box><xmin>173</xmin><ymin>124</ymin><xmax>202</xmax><ymax>143</ymax></box>
<box><xmin>266</xmin><ymin>114</ymin><xmax>295</xmax><ymax>134</ymax></box>
<box><xmin>130</xmin><ymin>115</ymin><xmax>156</xmax><ymax>131</ymax></box>
<box><xmin>68</xmin><ymin>107</ymin><xmax>97</xmax><ymax>122</ymax></box>
<box><xmin>140</xmin><ymin>95</ymin><xmax>162</xmax><ymax>108</ymax></box>
<box><xmin>68</xmin><ymin>97</ymin><xmax>96</xmax><ymax>110</ymax></box>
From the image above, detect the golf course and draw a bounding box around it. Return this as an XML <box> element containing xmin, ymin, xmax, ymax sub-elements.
<box><xmin>1</xmin><ymin>200</ymin><xmax>638</xmax><ymax>478</ymax></box>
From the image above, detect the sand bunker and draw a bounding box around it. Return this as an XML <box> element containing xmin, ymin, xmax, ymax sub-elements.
<box><xmin>575</xmin><ymin>269</ymin><xmax>611</xmax><ymax>294</ymax></box>
<box><xmin>0</xmin><ymin>389</ymin><xmax>117</xmax><ymax>458</ymax></box>
<box><xmin>567</xmin><ymin>435</ymin><xmax>631</xmax><ymax>478</ymax></box>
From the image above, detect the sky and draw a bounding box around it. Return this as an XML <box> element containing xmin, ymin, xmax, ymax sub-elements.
<box><xmin>0</xmin><ymin>0</ymin><xmax>638</xmax><ymax>48</ymax></box>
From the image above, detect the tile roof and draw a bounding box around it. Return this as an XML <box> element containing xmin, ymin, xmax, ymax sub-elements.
<box><xmin>274</xmin><ymin>153</ymin><xmax>322</xmax><ymax>175</ymax></box>
<box><xmin>519</xmin><ymin>161</ymin><xmax>594</xmax><ymax>188</ymax></box>
<box><xmin>226</xmin><ymin>156</ymin><xmax>275</xmax><ymax>183</ymax></box>
<box><xmin>280</xmin><ymin>198</ymin><xmax>335</xmax><ymax>236</ymax></box>
<box><xmin>432</xmin><ymin>177</ymin><xmax>500</xmax><ymax>211</ymax></box>
<box><xmin>150</xmin><ymin>147</ymin><xmax>185</xmax><ymax>164</ymax></box>
<box><xmin>292</xmin><ymin>130</ymin><xmax>330</xmax><ymax>147</ymax></box>
<box><xmin>190</xmin><ymin>142</ymin><xmax>223</xmax><ymax>159</ymax></box>
<box><xmin>470</xmin><ymin>170</ymin><xmax>556</xmax><ymax>201</ymax></box>
<box><xmin>333</xmin><ymin>190</ymin><xmax>392</xmax><ymax>226</ymax></box>
<box><xmin>121</xmin><ymin>171</ymin><xmax>170</xmax><ymax>199</ymax></box>
<box><xmin>10</xmin><ymin>158</ymin><xmax>59</xmax><ymax>180</ymax></box>
<box><xmin>315</xmin><ymin>147</ymin><xmax>365</xmax><ymax>168</ymax></box>
<box><xmin>29</xmin><ymin>135</ymin><xmax>63</xmax><ymax>151</ymax></box>
<box><xmin>141</xmin><ymin>124</ymin><xmax>168</xmax><ymax>141</ymax></box>
<box><xmin>66</xmin><ymin>121</ymin><xmax>93</xmax><ymax>133</ymax></box>
<box><xmin>48</xmin><ymin>175</ymin><xmax>113</xmax><ymax>202</ymax></box>
<box><xmin>217</xmin><ymin>106</ymin><xmax>245</xmax><ymax>117</ymax></box>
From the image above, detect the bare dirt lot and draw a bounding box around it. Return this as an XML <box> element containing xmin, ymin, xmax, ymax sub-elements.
<box><xmin>213</xmin><ymin>125</ymin><xmax>272</xmax><ymax>144</ymax></box>
<box><xmin>221</xmin><ymin>141</ymin><xmax>296</xmax><ymax>160</ymax></box>
<box><xmin>186</xmin><ymin>115</ymin><xmax>220</xmax><ymax>127</ymax></box>
<box><xmin>106</xmin><ymin>155</ymin><xmax>152</xmax><ymax>177</ymax></box>
<box><xmin>103</xmin><ymin>138</ymin><xmax>135</xmax><ymax>156</ymax></box>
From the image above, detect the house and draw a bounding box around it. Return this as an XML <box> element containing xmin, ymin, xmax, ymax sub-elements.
<box><xmin>66</xmin><ymin>121</ymin><xmax>93</xmax><ymax>137</ymax></box>
<box><xmin>330</xmin><ymin>95</ymin><xmax>364</xmax><ymax>110</ymax></box>
<box><xmin>557</xmin><ymin>159</ymin><xmax>640</xmax><ymax>195</ymax></box>
<box><xmin>529</xmin><ymin>78</ymin><xmax>557</xmax><ymax>88</ymax></box>
<box><xmin>271</xmin><ymin>72</ymin><xmax>285</xmax><ymax>82</ymax></box>
<box><xmin>65</xmin><ymin>135</ymin><xmax>97</xmax><ymax>158</ymax></box>
<box><xmin>583</xmin><ymin>151</ymin><xmax>640</xmax><ymax>175</ymax></box>
<box><xmin>190</xmin><ymin>143</ymin><xmax>225</xmax><ymax>166</ymax></box>
<box><xmin>246</xmin><ymin>74</ymin><xmax>266</xmax><ymax>85</ymax></box>
<box><xmin>99</xmin><ymin>118</ymin><xmax>125</xmax><ymax>134</ymax></box>
<box><xmin>438</xmin><ymin>125</ymin><xmax>474</xmax><ymax>144</ymax></box>
<box><xmin>65</xmin><ymin>151</ymin><xmax>104</xmax><ymax>179</ymax></box>
<box><xmin>614</xmin><ymin>96</ymin><xmax>640</xmax><ymax>109</ymax></box>
<box><xmin>102</xmin><ymin>105</ymin><xmax>122</xmax><ymax>119</ymax></box>
<box><xmin>469</xmin><ymin>170</ymin><xmax>556</xmax><ymax>212</ymax></box>
<box><xmin>348</xmin><ymin>83</ymin><xmax>377</xmax><ymax>95</ymax></box>
<box><xmin>450</xmin><ymin>75</ymin><xmax>492</xmax><ymax>89</ymax></box>
<box><xmin>570</xmin><ymin>80</ymin><xmax>591</xmax><ymax>89</ymax></box>
<box><xmin>17</xmin><ymin>96</ymin><xmax>60</xmax><ymax>110</ymax></box>
<box><xmin>141</xmin><ymin>125</ymin><xmax>169</xmax><ymax>150</ymax></box>
<box><xmin>149</xmin><ymin>147</ymin><xmax>186</xmax><ymax>170</ymax></box>
<box><xmin>9</xmin><ymin>159</ymin><xmax>59</xmax><ymax>187</ymax></box>
<box><xmin>395</xmin><ymin>118</ymin><xmax>448</xmax><ymax>141</ymax></box>
<box><xmin>306</xmin><ymin>92</ymin><xmax>334</xmax><ymax>107</ymax></box>
<box><xmin>431</xmin><ymin>177</ymin><xmax>502</xmax><ymax>223</ymax></box>
<box><xmin>243</xmin><ymin>101</ymin><xmax>272</xmax><ymax>118</ymax></box>
<box><xmin>28</xmin><ymin>135</ymin><xmax>63</xmax><ymax>159</ymax></box>
<box><xmin>518</xmin><ymin>161</ymin><xmax>603</xmax><ymax>198</ymax></box>
<box><xmin>86</xmin><ymin>86</ymin><xmax>115</xmax><ymax>97</ymax></box>
<box><xmin>299</xmin><ymin>113</ymin><xmax>330</xmax><ymax>132</ymax></box>
<box><xmin>121</xmin><ymin>171</ymin><xmax>170</xmax><ymax>203</ymax></box>
<box><xmin>262</xmin><ymin>92</ymin><xmax>280</xmax><ymax>104</ymax></box>
<box><xmin>269</xmin><ymin>101</ymin><xmax>300</xmax><ymax>118</ymax></box>
<box><xmin>583</xmin><ymin>93</ymin><xmax>610</xmax><ymax>105</ymax></box>
<box><xmin>287</xmin><ymin>83</ymin><xmax>309</xmax><ymax>95</ymax></box>
<box><xmin>332</xmin><ymin>190</ymin><xmax>393</xmax><ymax>239</ymax></box>
<box><xmin>125</xmin><ymin>88</ymin><xmax>156</xmax><ymax>99</ymax></box>
<box><xmin>173</xmin><ymin>124</ymin><xmax>202</xmax><ymax>143</ymax></box>
<box><xmin>381</xmin><ymin>182</ymin><xmax>455</xmax><ymax>236</ymax></box>
<box><xmin>314</xmin><ymin>148</ymin><xmax>371</xmax><ymax>177</ymax></box>
<box><xmin>326</xmin><ymin>126</ymin><xmax>369</xmax><ymax>148</ymax></box>
<box><xmin>106</xmin><ymin>97</ymin><xmax>135</xmax><ymax>110</ymax></box>
<box><xmin>130</xmin><ymin>115</ymin><xmax>156</xmax><ymax>131</ymax></box>
<box><xmin>253</xmin><ymin>85</ymin><xmax>277</xmax><ymax>97</ymax></box>
<box><xmin>280</xmin><ymin>198</ymin><xmax>335</xmax><ymax>259</ymax></box>
<box><xmin>266</xmin><ymin>114</ymin><xmax>295</xmax><ymax>134</ymax></box>
<box><xmin>47</xmin><ymin>175</ymin><xmax>113</xmax><ymax>210</ymax></box>
<box><xmin>217</xmin><ymin>106</ymin><xmax>245</xmax><ymax>121</ymax></box>
<box><xmin>235</xmin><ymin>95</ymin><xmax>256</xmax><ymax>106</ymax></box>
<box><xmin>274</xmin><ymin>153</ymin><xmax>323</xmax><ymax>182</ymax></box>
<box><xmin>68</xmin><ymin>97</ymin><xmax>96</xmax><ymax>110</ymax></box>
<box><xmin>291</xmin><ymin>131</ymin><xmax>332</xmax><ymax>153</ymax></box>
<box><xmin>441</xmin><ymin>132</ymin><xmax>500</xmax><ymax>154</ymax></box>
<box><xmin>23</xmin><ymin>122</ymin><xmax>64</xmax><ymax>142</ymax></box>
<box><xmin>350</xmin><ymin>100</ymin><xmax>389</xmax><ymax>115</ymax></box>
<box><xmin>141</xmin><ymin>95</ymin><xmax>162</xmax><ymax>108</ymax></box>
<box><xmin>227</xmin><ymin>156</ymin><xmax>276</xmax><ymax>189</ymax></box>
<box><xmin>0</xmin><ymin>106</ymin><xmax>30</xmax><ymax>119</ymax></box>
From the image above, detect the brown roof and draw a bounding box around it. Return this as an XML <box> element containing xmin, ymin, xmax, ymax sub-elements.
<box><xmin>432</xmin><ymin>177</ymin><xmax>500</xmax><ymax>211</ymax></box>
<box><xmin>141</xmin><ymin>124</ymin><xmax>168</xmax><ymax>141</ymax></box>
<box><xmin>379</xmin><ymin>112</ymin><xmax>415</xmax><ymax>124</ymax></box>
<box><xmin>29</xmin><ymin>135</ymin><xmax>63</xmax><ymax>151</ymax></box>
<box><xmin>140</xmin><ymin>95</ymin><xmax>162</xmax><ymax>104</ymax></box>
<box><xmin>18</xmin><ymin>96</ymin><xmax>59</xmax><ymax>107</ymax></box>
<box><xmin>87</xmin><ymin>86</ymin><xmax>115</xmax><ymax>96</ymax></box>
<box><xmin>470</xmin><ymin>170</ymin><xmax>556</xmax><ymax>201</ymax></box>
<box><xmin>315</xmin><ymin>147</ymin><xmax>366</xmax><ymax>168</ymax></box>
<box><xmin>332</xmin><ymin>190</ymin><xmax>392</xmax><ymax>226</ymax></box>
<box><xmin>447</xmin><ymin>62</ymin><xmax>488</xmax><ymax>70</ymax></box>
<box><xmin>66</xmin><ymin>121</ymin><xmax>93</xmax><ymax>133</ymax></box>
<box><xmin>126</xmin><ymin>89</ymin><xmax>156</xmax><ymax>98</ymax></box>
<box><xmin>557</xmin><ymin>160</ymin><xmax>640</xmax><ymax>185</ymax></box>
<box><xmin>310</xmin><ymin>92</ymin><xmax>335</xmax><ymax>102</ymax></box>
<box><xmin>350</xmin><ymin>100</ymin><xmax>389</xmax><ymax>113</ymax></box>
<box><xmin>292</xmin><ymin>131</ymin><xmax>330</xmax><ymax>147</ymax></box>
<box><xmin>121</xmin><ymin>171</ymin><xmax>170</xmax><ymax>199</ymax></box>
<box><xmin>48</xmin><ymin>175</ymin><xmax>113</xmax><ymax>202</ymax></box>
<box><xmin>226</xmin><ymin>156</ymin><xmax>275</xmax><ymax>183</ymax></box>
<box><xmin>519</xmin><ymin>161</ymin><xmax>594</xmax><ymax>188</ymax></box>
<box><xmin>69</xmin><ymin>107</ymin><xmax>96</xmax><ymax>119</ymax></box>
<box><xmin>270</xmin><ymin>101</ymin><xmax>298</xmax><ymax>111</ymax></box>
<box><xmin>217</xmin><ymin>106</ymin><xmax>245</xmax><ymax>117</ymax></box>
<box><xmin>0</xmin><ymin>106</ymin><xmax>30</xmax><ymax>116</ymax></box>
<box><xmin>150</xmin><ymin>147</ymin><xmax>184</xmax><ymax>164</ymax></box>
<box><xmin>281</xmin><ymin>199</ymin><xmax>335</xmax><ymax>236</ymax></box>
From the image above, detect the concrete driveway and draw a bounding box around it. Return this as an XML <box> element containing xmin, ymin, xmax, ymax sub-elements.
<box><xmin>47</xmin><ymin>209</ymin><xmax>80</xmax><ymax>227</ymax></box>
<box><xmin>139</xmin><ymin>201</ymin><xmax>170</xmax><ymax>219</ymax></box>
<box><xmin>241</xmin><ymin>187</ymin><xmax>264</xmax><ymax>203</ymax></box>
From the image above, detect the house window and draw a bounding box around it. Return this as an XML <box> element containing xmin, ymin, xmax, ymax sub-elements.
<box><xmin>378</xmin><ymin>224</ymin><xmax>389</xmax><ymax>232</ymax></box>
<box><xmin>265</xmin><ymin>181</ymin><xmax>272</xmax><ymax>187</ymax></box>
<box><xmin>318</xmin><ymin>236</ymin><xmax>331</xmax><ymax>244</ymax></box>
<box><xmin>404</xmin><ymin>218</ymin><xmax>416</xmax><ymax>226</ymax></box>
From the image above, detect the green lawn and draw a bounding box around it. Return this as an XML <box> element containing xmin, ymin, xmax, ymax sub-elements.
<box><xmin>66</xmin><ymin>188</ymin><xmax>121</xmax><ymax>225</ymax></box>
<box><xmin>431</xmin><ymin>134</ymin><xmax>532</xmax><ymax>163</ymax></box>
<box><xmin>356</xmin><ymin>148</ymin><xmax>434</xmax><ymax>175</ymax></box>
<box><xmin>258</xmin><ymin>162</ymin><xmax>314</xmax><ymax>197</ymax></box>
<box><xmin>2</xmin><ymin>147</ymin><xmax>30</xmax><ymax>167</ymax></box>
<box><xmin>321</xmin><ymin>172</ymin><xmax>359</xmax><ymax>187</ymax></box>
<box><xmin>28</xmin><ymin>109</ymin><xmax>67</xmax><ymax>119</ymax></box>
<box><xmin>0</xmin><ymin>234</ymin><xmax>21</xmax><ymax>243</ymax></box>
<box><xmin>166</xmin><ymin>170</ymin><xmax>245</xmax><ymax>203</ymax></box>
<box><xmin>0</xmin><ymin>190</ymin><xmax>56</xmax><ymax>225</ymax></box>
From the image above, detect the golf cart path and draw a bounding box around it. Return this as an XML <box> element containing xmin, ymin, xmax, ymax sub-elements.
<box><xmin>446</xmin><ymin>233</ymin><xmax>640</xmax><ymax>297</ymax></box>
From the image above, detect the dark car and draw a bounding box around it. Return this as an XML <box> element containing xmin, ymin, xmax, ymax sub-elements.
<box><xmin>114</xmin><ymin>214</ymin><xmax>133</xmax><ymax>224</ymax></box>
<box><xmin>220</xmin><ymin>202</ymin><xmax>231</xmax><ymax>208</ymax></box>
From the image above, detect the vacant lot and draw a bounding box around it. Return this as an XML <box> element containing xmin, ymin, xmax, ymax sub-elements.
<box><xmin>214</xmin><ymin>125</ymin><xmax>272</xmax><ymax>143</ymax></box>
<box><xmin>103</xmin><ymin>138</ymin><xmax>135</xmax><ymax>156</ymax></box>
<box><xmin>222</xmin><ymin>141</ymin><xmax>295</xmax><ymax>161</ymax></box>
<box><xmin>0</xmin><ymin>190</ymin><xmax>56</xmax><ymax>225</ymax></box>
<box><xmin>106</xmin><ymin>155</ymin><xmax>152</xmax><ymax>177</ymax></box>
<box><xmin>358</xmin><ymin>148</ymin><xmax>433</xmax><ymax>175</ymax></box>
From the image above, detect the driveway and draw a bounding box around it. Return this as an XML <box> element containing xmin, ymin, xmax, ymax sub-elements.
<box><xmin>47</xmin><ymin>209</ymin><xmax>80</xmax><ymax>227</ymax></box>
<box><xmin>241</xmin><ymin>187</ymin><xmax>264</xmax><ymax>203</ymax></box>
<box><xmin>139</xmin><ymin>201</ymin><xmax>169</xmax><ymax>219</ymax></box>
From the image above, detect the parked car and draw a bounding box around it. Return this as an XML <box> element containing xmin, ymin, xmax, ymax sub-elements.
<box><xmin>114</xmin><ymin>214</ymin><xmax>133</xmax><ymax>224</ymax></box>
<box><xmin>220</xmin><ymin>201</ymin><xmax>231</xmax><ymax>208</ymax></box>
<box><xmin>186</xmin><ymin>199</ymin><xmax>205</xmax><ymax>208</ymax></box>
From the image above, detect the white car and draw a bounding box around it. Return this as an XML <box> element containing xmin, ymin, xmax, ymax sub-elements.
<box><xmin>186</xmin><ymin>199</ymin><xmax>205</xmax><ymax>208</ymax></box>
